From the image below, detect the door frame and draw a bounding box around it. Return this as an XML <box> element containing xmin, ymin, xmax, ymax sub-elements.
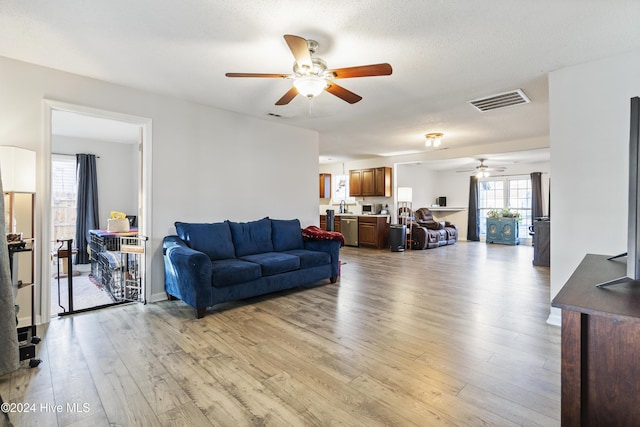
<box><xmin>40</xmin><ymin>100</ymin><xmax>153</xmax><ymax>322</ymax></box>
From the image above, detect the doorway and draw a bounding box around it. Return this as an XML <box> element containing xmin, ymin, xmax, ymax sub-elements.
<box><xmin>41</xmin><ymin>100</ymin><xmax>152</xmax><ymax>322</ymax></box>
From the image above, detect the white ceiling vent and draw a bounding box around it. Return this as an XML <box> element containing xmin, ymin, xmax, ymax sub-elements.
<box><xmin>469</xmin><ymin>89</ymin><xmax>530</xmax><ymax>112</ymax></box>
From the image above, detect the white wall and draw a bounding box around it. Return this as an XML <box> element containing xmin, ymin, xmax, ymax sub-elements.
<box><xmin>549</xmin><ymin>49</ymin><xmax>640</xmax><ymax>325</ymax></box>
<box><xmin>396</xmin><ymin>164</ymin><xmax>438</xmax><ymax>208</ymax></box>
<box><xmin>52</xmin><ymin>135</ymin><xmax>138</xmax><ymax>228</ymax></box>
<box><xmin>0</xmin><ymin>56</ymin><xmax>320</xmax><ymax>316</ymax></box>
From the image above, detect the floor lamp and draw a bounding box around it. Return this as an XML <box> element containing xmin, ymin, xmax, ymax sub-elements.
<box><xmin>397</xmin><ymin>187</ymin><xmax>413</xmax><ymax>249</ymax></box>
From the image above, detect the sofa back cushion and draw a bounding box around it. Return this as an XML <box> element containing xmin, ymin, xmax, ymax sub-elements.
<box><xmin>175</xmin><ymin>221</ymin><xmax>235</xmax><ymax>260</ymax></box>
<box><xmin>227</xmin><ymin>217</ymin><xmax>273</xmax><ymax>257</ymax></box>
<box><xmin>271</xmin><ymin>219</ymin><xmax>304</xmax><ymax>252</ymax></box>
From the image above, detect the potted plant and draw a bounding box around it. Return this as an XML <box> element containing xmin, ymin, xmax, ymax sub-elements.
<box><xmin>501</xmin><ymin>209</ymin><xmax>521</xmax><ymax>220</ymax></box>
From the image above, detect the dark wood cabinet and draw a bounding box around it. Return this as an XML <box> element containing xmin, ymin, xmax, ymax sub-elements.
<box><xmin>361</xmin><ymin>169</ymin><xmax>375</xmax><ymax>196</ymax></box>
<box><xmin>349</xmin><ymin>170</ymin><xmax>362</xmax><ymax>197</ymax></box>
<box><xmin>374</xmin><ymin>167</ymin><xmax>392</xmax><ymax>197</ymax></box>
<box><xmin>552</xmin><ymin>254</ymin><xmax>640</xmax><ymax>426</ymax></box>
<box><xmin>319</xmin><ymin>215</ymin><xmax>340</xmax><ymax>233</ymax></box>
<box><xmin>319</xmin><ymin>173</ymin><xmax>331</xmax><ymax>198</ymax></box>
<box><xmin>358</xmin><ymin>216</ymin><xmax>389</xmax><ymax>249</ymax></box>
<box><xmin>349</xmin><ymin>167</ymin><xmax>392</xmax><ymax>197</ymax></box>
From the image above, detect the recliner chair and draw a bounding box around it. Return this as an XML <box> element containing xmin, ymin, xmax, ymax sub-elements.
<box><xmin>411</xmin><ymin>207</ymin><xmax>458</xmax><ymax>249</ymax></box>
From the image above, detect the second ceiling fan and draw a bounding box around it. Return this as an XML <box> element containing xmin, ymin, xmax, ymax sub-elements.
<box><xmin>457</xmin><ymin>159</ymin><xmax>506</xmax><ymax>177</ymax></box>
<box><xmin>225</xmin><ymin>34</ymin><xmax>392</xmax><ymax>105</ymax></box>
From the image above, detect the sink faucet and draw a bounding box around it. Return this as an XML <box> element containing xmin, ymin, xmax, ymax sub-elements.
<box><xmin>339</xmin><ymin>200</ymin><xmax>346</xmax><ymax>214</ymax></box>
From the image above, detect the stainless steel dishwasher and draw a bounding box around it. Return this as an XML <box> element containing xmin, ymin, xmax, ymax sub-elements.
<box><xmin>340</xmin><ymin>216</ymin><xmax>358</xmax><ymax>247</ymax></box>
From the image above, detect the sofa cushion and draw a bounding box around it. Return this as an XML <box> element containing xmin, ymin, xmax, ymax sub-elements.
<box><xmin>271</xmin><ymin>219</ymin><xmax>304</xmax><ymax>252</ymax></box>
<box><xmin>240</xmin><ymin>252</ymin><xmax>300</xmax><ymax>276</ymax></box>
<box><xmin>210</xmin><ymin>259</ymin><xmax>261</xmax><ymax>288</ymax></box>
<box><xmin>175</xmin><ymin>221</ymin><xmax>235</xmax><ymax>260</ymax></box>
<box><xmin>227</xmin><ymin>218</ymin><xmax>273</xmax><ymax>257</ymax></box>
<box><xmin>283</xmin><ymin>249</ymin><xmax>331</xmax><ymax>269</ymax></box>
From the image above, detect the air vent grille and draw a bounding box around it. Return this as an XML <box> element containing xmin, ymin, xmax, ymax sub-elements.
<box><xmin>469</xmin><ymin>89</ymin><xmax>530</xmax><ymax>112</ymax></box>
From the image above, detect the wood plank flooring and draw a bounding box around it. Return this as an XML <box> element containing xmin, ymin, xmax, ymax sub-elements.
<box><xmin>0</xmin><ymin>242</ymin><xmax>560</xmax><ymax>426</ymax></box>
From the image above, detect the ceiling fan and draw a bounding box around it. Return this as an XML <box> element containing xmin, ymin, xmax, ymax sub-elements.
<box><xmin>225</xmin><ymin>34</ymin><xmax>392</xmax><ymax>105</ymax></box>
<box><xmin>456</xmin><ymin>159</ymin><xmax>506</xmax><ymax>177</ymax></box>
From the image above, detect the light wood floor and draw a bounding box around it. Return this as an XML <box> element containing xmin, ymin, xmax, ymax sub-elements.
<box><xmin>1</xmin><ymin>242</ymin><xmax>560</xmax><ymax>426</ymax></box>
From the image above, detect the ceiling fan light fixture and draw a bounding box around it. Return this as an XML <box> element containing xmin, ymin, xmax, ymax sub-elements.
<box><xmin>425</xmin><ymin>132</ymin><xmax>444</xmax><ymax>147</ymax></box>
<box><xmin>293</xmin><ymin>76</ymin><xmax>326</xmax><ymax>98</ymax></box>
<box><xmin>476</xmin><ymin>170</ymin><xmax>490</xmax><ymax>178</ymax></box>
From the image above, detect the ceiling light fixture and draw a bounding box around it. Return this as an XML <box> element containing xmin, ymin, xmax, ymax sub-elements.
<box><xmin>293</xmin><ymin>75</ymin><xmax>327</xmax><ymax>98</ymax></box>
<box><xmin>425</xmin><ymin>132</ymin><xmax>444</xmax><ymax>147</ymax></box>
<box><xmin>476</xmin><ymin>170</ymin><xmax>490</xmax><ymax>178</ymax></box>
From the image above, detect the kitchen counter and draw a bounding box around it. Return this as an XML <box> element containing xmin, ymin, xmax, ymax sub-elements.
<box><xmin>332</xmin><ymin>213</ymin><xmax>391</xmax><ymax>218</ymax></box>
<box><xmin>320</xmin><ymin>214</ymin><xmax>391</xmax><ymax>249</ymax></box>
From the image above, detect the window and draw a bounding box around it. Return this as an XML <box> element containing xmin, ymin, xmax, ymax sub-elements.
<box><xmin>333</xmin><ymin>174</ymin><xmax>355</xmax><ymax>204</ymax></box>
<box><xmin>51</xmin><ymin>155</ymin><xmax>77</xmax><ymax>252</ymax></box>
<box><xmin>478</xmin><ymin>176</ymin><xmax>532</xmax><ymax>238</ymax></box>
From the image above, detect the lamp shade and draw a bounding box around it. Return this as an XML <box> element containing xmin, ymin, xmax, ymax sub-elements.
<box><xmin>0</xmin><ymin>146</ymin><xmax>36</xmax><ymax>192</ymax></box>
<box><xmin>397</xmin><ymin>187</ymin><xmax>413</xmax><ymax>202</ymax></box>
<box><xmin>293</xmin><ymin>76</ymin><xmax>326</xmax><ymax>97</ymax></box>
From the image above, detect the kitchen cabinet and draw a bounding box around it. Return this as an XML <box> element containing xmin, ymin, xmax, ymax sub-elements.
<box><xmin>374</xmin><ymin>167</ymin><xmax>392</xmax><ymax>197</ymax></box>
<box><xmin>349</xmin><ymin>167</ymin><xmax>392</xmax><ymax>197</ymax></box>
<box><xmin>349</xmin><ymin>170</ymin><xmax>362</xmax><ymax>197</ymax></box>
<box><xmin>361</xmin><ymin>169</ymin><xmax>375</xmax><ymax>196</ymax></box>
<box><xmin>319</xmin><ymin>215</ymin><xmax>341</xmax><ymax>233</ymax></box>
<box><xmin>358</xmin><ymin>216</ymin><xmax>389</xmax><ymax>249</ymax></box>
<box><xmin>319</xmin><ymin>173</ymin><xmax>331</xmax><ymax>198</ymax></box>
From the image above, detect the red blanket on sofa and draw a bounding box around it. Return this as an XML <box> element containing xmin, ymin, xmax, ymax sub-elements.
<box><xmin>302</xmin><ymin>226</ymin><xmax>345</xmax><ymax>246</ymax></box>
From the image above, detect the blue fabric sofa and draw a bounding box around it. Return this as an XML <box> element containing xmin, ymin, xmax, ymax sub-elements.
<box><xmin>163</xmin><ymin>218</ymin><xmax>341</xmax><ymax>318</ymax></box>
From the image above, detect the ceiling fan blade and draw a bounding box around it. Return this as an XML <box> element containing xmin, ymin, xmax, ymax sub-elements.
<box><xmin>225</xmin><ymin>73</ymin><xmax>290</xmax><ymax>78</ymax></box>
<box><xmin>328</xmin><ymin>63</ymin><xmax>393</xmax><ymax>79</ymax></box>
<box><xmin>275</xmin><ymin>87</ymin><xmax>298</xmax><ymax>105</ymax></box>
<box><xmin>325</xmin><ymin>82</ymin><xmax>362</xmax><ymax>104</ymax></box>
<box><xmin>284</xmin><ymin>34</ymin><xmax>312</xmax><ymax>70</ymax></box>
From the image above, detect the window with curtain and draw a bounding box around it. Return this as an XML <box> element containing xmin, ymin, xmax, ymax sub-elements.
<box><xmin>51</xmin><ymin>155</ymin><xmax>77</xmax><ymax>253</ymax></box>
<box><xmin>478</xmin><ymin>176</ymin><xmax>532</xmax><ymax>238</ymax></box>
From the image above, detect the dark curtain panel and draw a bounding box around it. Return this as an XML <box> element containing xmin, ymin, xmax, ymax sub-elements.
<box><xmin>467</xmin><ymin>176</ymin><xmax>480</xmax><ymax>241</ymax></box>
<box><xmin>75</xmin><ymin>154</ymin><xmax>99</xmax><ymax>264</ymax></box>
<box><xmin>531</xmin><ymin>172</ymin><xmax>543</xmax><ymax>219</ymax></box>
<box><xmin>548</xmin><ymin>178</ymin><xmax>551</xmax><ymax>217</ymax></box>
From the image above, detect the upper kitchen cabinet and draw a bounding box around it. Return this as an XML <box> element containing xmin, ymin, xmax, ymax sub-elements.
<box><xmin>349</xmin><ymin>167</ymin><xmax>392</xmax><ymax>197</ymax></box>
<box><xmin>374</xmin><ymin>167</ymin><xmax>392</xmax><ymax>197</ymax></box>
<box><xmin>349</xmin><ymin>169</ymin><xmax>362</xmax><ymax>197</ymax></box>
<box><xmin>319</xmin><ymin>173</ymin><xmax>331</xmax><ymax>198</ymax></box>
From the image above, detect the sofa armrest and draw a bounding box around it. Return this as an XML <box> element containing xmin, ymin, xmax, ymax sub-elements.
<box><xmin>163</xmin><ymin>236</ymin><xmax>212</xmax><ymax>311</ymax></box>
<box><xmin>304</xmin><ymin>239</ymin><xmax>342</xmax><ymax>279</ymax></box>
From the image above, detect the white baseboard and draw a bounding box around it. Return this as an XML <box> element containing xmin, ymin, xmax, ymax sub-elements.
<box><xmin>547</xmin><ymin>307</ymin><xmax>561</xmax><ymax>326</ymax></box>
<box><xmin>150</xmin><ymin>291</ymin><xmax>168</xmax><ymax>303</ymax></box>
<box><xmin>17</xmin><ymin>315</ymin><xmax>31</xmax><ymax>328</ymax></box>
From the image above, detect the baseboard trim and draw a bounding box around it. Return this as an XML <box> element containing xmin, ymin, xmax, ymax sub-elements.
<box><xmin>547</xmin><ymin>307</ymin><xmax>561</xmax><ymax>326</ymax></box>
<box><xmin>150</xmin><ymin>291</ymin><xmax>168</xmax><ymax>303</ymax></box>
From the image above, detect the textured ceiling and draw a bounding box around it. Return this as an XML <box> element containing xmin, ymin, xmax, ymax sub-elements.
<box><xmin>2</xmin><ymin>0</ymin><xmax>640</xmax><ymax>167</ymax></box>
